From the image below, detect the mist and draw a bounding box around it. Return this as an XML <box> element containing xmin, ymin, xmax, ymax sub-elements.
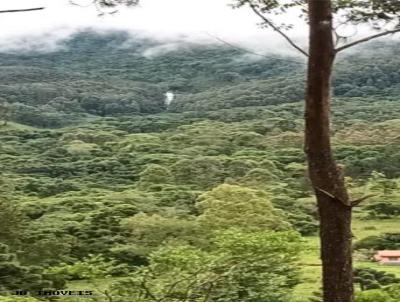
<box><xmin>1</xmin><ymin>0</ymin><xmax>397</xmax><ymax>57</ymax></box>
<box><xmin>0</xmin><ymin>0</ymin><xmax>308</xmax><ymax>56</ymax></box>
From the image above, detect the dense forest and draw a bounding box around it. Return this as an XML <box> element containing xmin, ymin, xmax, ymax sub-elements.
<box><xmin>0</xmin><ymin>31</ymin><xmax>399</xmax><ymax>302</ymax></box>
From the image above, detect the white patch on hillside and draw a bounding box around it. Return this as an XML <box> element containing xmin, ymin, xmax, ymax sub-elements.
<box><xmin>165</xmin><ymin>92</ymin><xmax>174</xmax><ymax>106</ymax></box>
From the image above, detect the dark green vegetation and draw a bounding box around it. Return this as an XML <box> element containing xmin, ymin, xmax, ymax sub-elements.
<box><xmin>0</xmin><ymin>31</ymin><xmax>399</xmax><ymax>301</ymax></box>
<box><xmin>354</xmin><ymin>268</ymin><xmax>400</xmax><ymax>291</ymax></box>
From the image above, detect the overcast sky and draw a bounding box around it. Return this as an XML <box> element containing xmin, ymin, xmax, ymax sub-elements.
<box><xmin>1</xmin><ymin>0</ymin><xmax>395</xmax><ymax>54</ymax></box>
<box><xmin>0</xmin><ymin>0</ymin><xmax>310</xmax><ymax>53</ymax></box>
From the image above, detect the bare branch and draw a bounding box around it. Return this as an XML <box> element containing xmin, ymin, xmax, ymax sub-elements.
<box><xmin>70</xmin><ymin>0</ymin><xmax>96</xmax><ymax>8</ymax></box>
<box><xmin>336</xmin><ymin>29</ymin><xmax>400</xmax><ymax>52</ymax></box>
<box><xmin>315</xmin><ymin>187</ymin><xmax>351</xmax><ymax>208</ymax></box>
<box><xmin>315</xmin><ymin>187</ymin><xmax>336</xmax><ymax>200</ymax></box>
<box><xmin>350</xmin><ymin>194</ymin><xmax>376</xmax><ymax>207</ymax></box>
<box><xmin>333</xmin><ymin>19</ymin><xmax>358</xmax><ymax>47</ymax></box>
<box><xmin>0</xmin><ymin>7</ymin><xmax>44</xmax><ymax>14</ymax></box>
<box><xmin>70</xmin><ymin>0</ymin><xmax>138</xmax><ymax>16</ymax></box>
<box><xmin>316</xmin><ymin>187</ymin><xmax>377</xmax><ymax>208</ymax></box>
<box><xmin>248</xmin><ymin>3</ymin><xmax>309</xmax><ymax>57</ymax></box>
<box><xmin>205</xmin><ymin>32</ymin><xmax>305</xmax><ymax>65</ymax></box>
<box><xmin>205</xmin><ymin>32</ymin><xmax>271</xmax><ymax>59</ymax></box>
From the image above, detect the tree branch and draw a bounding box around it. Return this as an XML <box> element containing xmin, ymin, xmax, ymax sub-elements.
<box><xmin>315</xmin><ymin>187</ymin><xmax>351</xmax><ymax>208</ymax></box>
<box><xmin>248</xmin><ymin>3</ymin><xmax>308</xmax><ymax>57</ymax></box>
<box><xmin>336</xmin><ymin>29</ymin><xmax>400</xmax><ymax>52</ymax></box>
<box><xmin>205</xmin><ymin>32</ymin><xmax>305</xmax><ymax>65</ymax></box>
<box><xmin>350</xmin><ymin>194</ymin><xmax>376</xmax><ymax>207</ymax></box>
<box><xmin>316</xmin><ymin>187</ymin><xmax>377</xmax><ymax>208</ymax></box>
<box><xmin>205</xmin><ymin>32</ymin><xmax>270</xmax><ymax>59</ymax></box>
<box><xmin>0</xmin><ymin>7</ymin><xmax>44</xmax><ymax>14</ymax></box>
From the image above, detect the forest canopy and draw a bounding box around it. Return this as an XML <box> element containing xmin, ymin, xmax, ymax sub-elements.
<box><xmin>0</xmin><ymin>30</ymin><xmax>399</xmax><ymax>302</ymax></box>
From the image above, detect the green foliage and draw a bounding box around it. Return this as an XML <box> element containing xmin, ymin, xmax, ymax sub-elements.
<box><xmin>0</xmin><ymin>243</ymin><xmax>65</xmax><ymax>294</ymax></box>
<box><xmin>359</xmin><ymin>172</ymin><xmax>400</xmax><ymax>218</ymax></box>
<box><xmin>4</xmin><ymin>31</ymin><xmax>400</xmax><ymax>127</ymax></box>
<box><xmin>385</xmin><ymin>284</ymin><xmax>400</xmax><ymax>301</ymax></box>
<box><xmin>354</xmin><ymin>268</ymin><xmax>400</xmax><ymax>291</ymax></box>
<box><xmin>197</xmin><ymin>184</ymin><xmax>290</xmax><ymax>231</ymax></box>
<box><xmin>308</xmin><ymin>289</ymin><xmax>323</xmax><ymax>302</ymax></box>
<box><xmin>172</xmin><ymin>157</ymin><xmax>226</xmax><ymax>189</ymax></box>
<box><xmin>120</xmin><ymin>213</ymin><xmax>203</xmax><ymax>257</ymax></box>
<box><xmin>110</xmin><ymin>230</ymin><xmax>302</xmax><ymax>302</ymax></box>
<box><xmin>0</xmin><ymin>198</ymin><xmax>25</xmax><ymax>246</ymax></box>
<box><xmin>1</xmin><ymin>31</ymin><xmax>400</xmax><ymax>300</ymax></box>
<box><xmin>138</xmin><ymin>164</ymin><xmax>173</xmax><ymax>189</ymax></box>
<box><xmin>355</xmin><ymin>289</ymin><xmax>395</xmax><ymax>302</ymax></box>
<box><xmin>354</xmin><ymin>233</ymin><xmax>400</xmax><ymax>251</ymax></box>
<box><xmin>47</xmin><ymin>254</ymin><xmax>128</xmax><ymax>280</ymax></box>
<box><xmin>365</xmin><ymin>202</ymin><xmax>400</xmax><ymax>219</ymax></box>
<box><xmin>0</xmin><ymin>100</ymin><xmax>10</xmax><ymax>126</ymax></box>
<box><xmin>0</xmin><ymin>297</ymin><xmax>39</xmax><ymax>302</ymax></box>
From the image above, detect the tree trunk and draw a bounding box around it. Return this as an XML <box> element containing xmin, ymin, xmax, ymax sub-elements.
<box><xmin>305</xmin><ymin>1</ymin><xmax>354</xmax><ymax>302</ymax></box>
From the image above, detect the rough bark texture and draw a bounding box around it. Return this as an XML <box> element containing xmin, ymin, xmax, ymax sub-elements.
<box><xmin>305</xmin><ymin>1</ymin><xmax>354</xmax><ymax>302</ymax></box>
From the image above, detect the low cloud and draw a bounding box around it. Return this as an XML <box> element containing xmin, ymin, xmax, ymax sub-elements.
<box><xmin>0</xmin><ymin>0</ymin><xmax>308</xmax><ymax>56</ymax></box>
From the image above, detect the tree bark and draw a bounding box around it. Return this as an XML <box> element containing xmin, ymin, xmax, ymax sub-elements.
<box><xmin>305</xmin><ymin>1</ymin><xmax>353</xmax><ymax>302</ymax></box>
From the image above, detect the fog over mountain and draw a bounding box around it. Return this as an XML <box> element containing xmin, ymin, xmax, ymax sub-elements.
<box><xmin>0</xmin><ymin>0</ymin><xmax>309</xmax><ymax>55</ymax></box>
<box><xmin>0</xmin><ymin>1</ymin><xmax>398</xmax><ymax>57</ymax></box>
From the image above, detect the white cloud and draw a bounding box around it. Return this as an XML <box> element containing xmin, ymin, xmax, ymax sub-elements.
<box><xmin>0</xmin><ymin>0</ymin><xmax>310</xmax><ymax>54</ymax></box>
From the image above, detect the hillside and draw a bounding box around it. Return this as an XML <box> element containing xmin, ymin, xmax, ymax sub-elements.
<box><xmin>0</xmin><ymin>31</ymin><xmax>399</xmax><ymax>302</ymax></box>
<box><xmin>1</xmin><ymin>31</ymin><xmax>399</xmax><ymax>125</ymax></box>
